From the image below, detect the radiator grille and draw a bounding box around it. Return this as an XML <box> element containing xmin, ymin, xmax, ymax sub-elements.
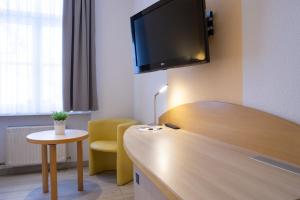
<box><xmin>5</xmin><ymin>126</ymin><xmax>67</xmax><ymax>166</ymax></box>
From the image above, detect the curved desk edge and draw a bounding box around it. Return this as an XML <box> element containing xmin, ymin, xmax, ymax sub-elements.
<box><xmin>124</xmin><ymin>125</ymin><xmax>300</xmax><ymax>200</ymax></box>
<box><xmin>124</xmin><ymin>131</ymin><xmax>181</xmax><ymax>200</ymax></box>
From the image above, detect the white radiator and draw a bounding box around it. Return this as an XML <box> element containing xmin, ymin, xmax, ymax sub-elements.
<box><xmin>5</xmin><ymin>126</ymin><xmax>67</xmax><ymax>166</ymax></box>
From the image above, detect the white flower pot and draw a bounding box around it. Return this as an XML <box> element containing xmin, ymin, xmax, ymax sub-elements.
<box><xmin>54</xmin><ymin>120</ymin><xmax>65</xmax><ymax>135</ymax></box>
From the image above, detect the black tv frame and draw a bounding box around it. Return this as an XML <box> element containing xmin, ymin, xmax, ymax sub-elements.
<box><xmin>130</xmin><ymin>0</ymin><xmax>210</xmax><ymax>74</ymax></box>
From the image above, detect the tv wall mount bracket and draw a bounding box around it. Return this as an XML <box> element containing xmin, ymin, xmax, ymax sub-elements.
<box><xmin>206</xmin><ymin>10</ymin><xmax>214</xmax><ymax>36</ymax></box>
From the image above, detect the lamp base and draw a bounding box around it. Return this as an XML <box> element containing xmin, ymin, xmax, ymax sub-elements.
<box><xmin>138</xmin><ymin>125</ymin><xmax>163</xmax><ymax>131</ymax></box>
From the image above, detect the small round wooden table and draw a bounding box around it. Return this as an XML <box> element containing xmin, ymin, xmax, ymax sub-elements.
<box><xmin>26</xmin><ymin>129</ymin><xmax>88</xmax><ymax>200</ymax></box>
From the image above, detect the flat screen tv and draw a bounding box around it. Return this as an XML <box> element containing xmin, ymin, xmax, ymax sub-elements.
<box><xmin>131</xmin><ymin>0</ymin><xmax>209</xmax><ymax>74</ymax></box>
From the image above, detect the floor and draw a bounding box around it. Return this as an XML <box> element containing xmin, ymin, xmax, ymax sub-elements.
<box><xmin>0</xmin><ymin>168</ymin><xmax>134</xmax><ymax>200</ymax></box>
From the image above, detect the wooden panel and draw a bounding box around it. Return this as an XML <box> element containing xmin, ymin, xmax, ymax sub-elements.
<box><xmin>124</xmin><ymin>126</ymin><xmax>300</xmax><ymax>200</ymax></box>
<box><xmin>159</xmin><ymin>101</ymin><xmax>300</xmax><ymax>166</ymax></box>
<box><xmin>134</xmin><ymin>166</ymin><xmax>168</xmax><ymax>200</ymax></box>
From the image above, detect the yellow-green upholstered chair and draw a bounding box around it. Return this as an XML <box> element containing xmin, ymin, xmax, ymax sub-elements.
<box><xmin>88</xmin><ymin>118</ymin><xmax>138</xmax><ymax>185</ymax></box>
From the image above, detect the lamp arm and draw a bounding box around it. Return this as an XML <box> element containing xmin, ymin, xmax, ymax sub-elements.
<box><xmin>154</xmin><ymin>93</ymin><xmax>159</xmax><ymax>125</ymax></box>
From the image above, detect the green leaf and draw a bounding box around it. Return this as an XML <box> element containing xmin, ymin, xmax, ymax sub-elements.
<box><xmin>52</xmin><ymin>111</ymin><xmax>69</xmax><ymax>121</ymax></box>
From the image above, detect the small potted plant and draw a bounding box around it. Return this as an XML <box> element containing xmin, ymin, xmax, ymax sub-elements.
<box><xmin>52</xmin><ymin>111</ymin><xmax>69</xmax><ymax>135</ymax></box>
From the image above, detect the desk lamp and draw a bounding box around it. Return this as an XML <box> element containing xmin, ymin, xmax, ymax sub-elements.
<box><xmin>153</xmin><ymin>84</ymin><xmax>168</xmax><ymax>125</ymax></box>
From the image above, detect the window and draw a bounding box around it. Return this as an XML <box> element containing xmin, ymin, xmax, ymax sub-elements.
<box><xmin>0</xmin><ymin>0</ymin><xmax>63</xmax><ymax>115</ymax></box>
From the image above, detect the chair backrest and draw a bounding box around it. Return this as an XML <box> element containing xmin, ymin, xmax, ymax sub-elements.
<box><xmin>89</xmin><ymin>119</ymin><xmax>137</xmax><ymax>141</ymax></box>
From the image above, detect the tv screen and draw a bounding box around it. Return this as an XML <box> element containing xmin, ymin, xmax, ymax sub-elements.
<box><xmin>131</xmin><ymin>0</ymin><xmax>209</xmax><ymax>74</ymax></box>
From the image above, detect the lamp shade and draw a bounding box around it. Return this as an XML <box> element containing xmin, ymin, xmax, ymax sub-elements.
<box><xmin>158</xmin><ymin>85</ymin><xmax>168</xmax><ymax>94</ymax></box>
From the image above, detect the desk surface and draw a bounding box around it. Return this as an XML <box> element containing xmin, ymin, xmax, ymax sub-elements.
<box><xmin>26</xmin><ymin>129</ymin><xmax>88</xmax><ymax>144</ymax></box>
<box><xmin>124</xmin><ymin>125</ymin><xmax>300</xmax><ymax>200</ymax></box>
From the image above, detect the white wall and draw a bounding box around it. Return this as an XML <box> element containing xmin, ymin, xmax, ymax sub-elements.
<box><xmin>133</xmin><ymin>0</ymin><xmax>158</xmax><ymax>12</ymax></box>
<box><xmin>134</xmin><ymin>0</ymin><xmax>300</xmax><ymax>127</ymax></box>
<box><xmin>132</xmin><ymin>0</ymin><xmax>168</xmax><ymax>124</ymax></box>
<box><xmin>2</xmin><ymin>0</ymin><xmax>300</xmax><ymax>165</ymax></box>
<box><xmin>167</xmin><ymin>0</ymin><xmax>243</xmax><ymax>109</ymax></box>
<box><xmin>134</xmin><ymin>71</ymin><xmax>168</xmax><ymax>124</ymax></box>
<box><xmin>92</xmin><ymin>0</ymin><xmax>134</xmax><ymax>120</ymax></box>
<box><xmin>243</xmin><ymin>0</ymin><xmax>300</xmax><ymax>124</ymax></box>
<box><xmin>133</xmin><ymin>0</ymin><xmax>243</xmax><ymax>123</ymax></box>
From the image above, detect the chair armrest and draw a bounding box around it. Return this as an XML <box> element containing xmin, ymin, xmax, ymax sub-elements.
<box><xmin>117</xmin><ymin>121</ymin><xmax>138</xmax><ymax>150</ymax></box>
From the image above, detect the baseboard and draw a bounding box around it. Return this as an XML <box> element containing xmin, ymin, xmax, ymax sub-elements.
<box><xmin>0</xmin><ymin>161</ymin><xmax>89</xmax><ymax>176</ymax></box>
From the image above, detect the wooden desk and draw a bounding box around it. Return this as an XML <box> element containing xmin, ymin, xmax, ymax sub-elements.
<box><xmin>27</xmin><ymin>129</ymin><xmax>88</xmax><ymax>200</ymax></box>
<box><xmin>124</xmin><ymin>126</ymin><xmax>300</xmax><ymax>200</ymax></box>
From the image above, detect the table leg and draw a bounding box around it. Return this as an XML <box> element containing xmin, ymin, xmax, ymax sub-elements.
<box><xmin>77</xmin><ymin>141</ymin><xmax>83</xmax><ymax>191</ymax></box>
<box><xmin>41</xmin><ymin>144</ymin><xmax>48</xmax><ymax>193</ymax></box>
<box><xmin>49</xmin><ymin>144</ymin><xmax>57</xmax><ymax>200</ymax></box>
